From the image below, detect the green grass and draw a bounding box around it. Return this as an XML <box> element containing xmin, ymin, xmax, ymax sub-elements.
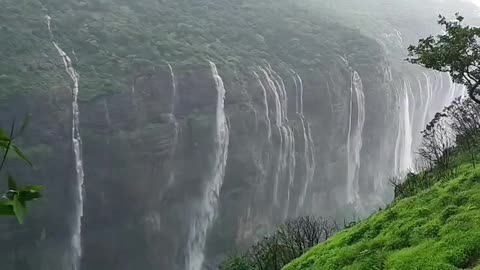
<box><xmin>283</xmin><ymin>163</ymin><xmax>480</xmax><ymax>270</ymax></box>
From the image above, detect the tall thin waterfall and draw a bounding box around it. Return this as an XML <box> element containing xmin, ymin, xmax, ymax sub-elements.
<box><xmin>258</xmin><ymin>66</ymin><xmax>295</xmax><ymax>218</ymax></box>
<box><xmin>185</xmin><ymin>61</ymin><xmax>230</xmax><ymax>270</ymax></box>
<box><xmin>292</xmin><ymin>72</ymin><xmax>316</xmax><ymax>214</ymax></box>
<box><xmin>46</xmin><ymin>15</ymin><xmax>85</xmax><ymax>270</ymax></box>
<box><xmin>420</xmin><ymin>73</ymin><xmax>433</xmax><ymax>132</ymax></box>
<box><xmin>399</xmin><ymin>81</ymin><xmax>414</xmax><ymax>172</ymax></box>
<box><xmin>269</xmin><ymin>67</ymin><xmax>296</xmax><ymax>219</ymax></box>
<box><xmin>103</xmin><ymin>99</ymin><xmax>112</xmax><ymax>127</ymax></box>
<box><xmin>253</xmin><ymin>71</ymin><xmax>272</xmax><ymax>141</ymax></box>
<box><xmin>259</xmin><ymin>67</ymin><xmax>284</xmax><ymax>207</ymax></box>
<box><xmin>346</xmin><ymin>70</ymin><xmax>365</xmax><ymax>208</ymax></box>
<box><xmin>167</xmin><ymin>63</ymin><xmax>179</xmax><ymax>186</ymax></box>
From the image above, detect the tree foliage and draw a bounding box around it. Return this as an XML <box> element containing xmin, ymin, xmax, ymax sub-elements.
<box><xmin>408</xmin><ymin>14</ymin><xmax>480</xmax><ymax>104</ymax></box>
<box><xmin>0</xmin><ymin>0</ymin><xmax>383</xmax><ymax>102</ymax></box>
<box><xmin>220</xmin><ymin>216</ymin><xmax>338</xmax><ymax>270</ymax></box>
<box><xmin>0</xmin><ymin>117</ymin><xmax>42</xmax><ymax>224</ymax></box>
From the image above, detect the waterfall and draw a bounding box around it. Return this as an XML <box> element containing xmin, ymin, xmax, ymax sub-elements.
<box><xmin>185</xmin><ymin>61</ymin><xmax>230</xmax><ymax>270</ymax></box>
<box><xmin>253</xmin><ymin>71</ymin><xmax>272</xmax><ymax>141</ymax></box>
<box><xmin>259</xmin><ymin>66</ymin><xmax>296</xmax><ymax>218</ymax></box>
<box><xmin>46</xmin><ymin>15</ymin><xmax>85</xmax><ymax>270</ymax></box>
<box><xmin>346</xmin><ymin>70</ymin><xmax>365</xmax><ymax>208</ymax></box>
<box><xmin>292</xmin><ymin>72</ymin><xmax>316</xmax><ymax>214</ymax></box>
<box><xmin>103</xmin><ymin>99</ymin><xmax>112</xmax><ymax>127</ymax></box>
<box><xmin>392</xmin><ymin>69</ymin><xmax>467</xmax><ymax>176</ymax></box>
<box><xmin>393</xmin><ymin>28</ymin><xmax>404</xmax><ymax>44</ymax></box>
<box><xmin>45</xmin><ymin>15</ymin><xmax>53</xmax><ymax>38</ymax></box>
<box><xmin>420</xmin><ymin>73</ymin><xmax>433</xmax><ymax>132</ymax></box>
<box><xmin>400</xmin><ymin>81</ymin><xmax>414</xmax><ymax>172</ymax></box>
<box><xmin>259</xmin><ymin>67</ymin><xmax>285</xmax><ymax>207</ymax></box>
<box><xmin>167</xmin><ymin>63</ymin><xmax>179</xmax><ymax>187</ymax></box>
<box><xmin>53</xmin><ymin>42</ymin><xmax>85</xmax><ymax>270</ymax></box>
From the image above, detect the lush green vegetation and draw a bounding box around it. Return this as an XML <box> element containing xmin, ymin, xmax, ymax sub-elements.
<box><xmin>283</xmin><ymin>162</ymin><xmax>480</xmax><ymax>269</ymax></box>
<box><xmin>0</xmin><ymin>0</ymin><xmax>382</xmax><ymax>102</ymax></box>
<box><xmin>408</xmin><ymin>14</ymin><xmax>480</xmax><ymax>104</ymax></box>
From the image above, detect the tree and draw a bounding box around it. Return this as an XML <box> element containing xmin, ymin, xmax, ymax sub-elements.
<box><xmin>407</xmin><ymin>14</ymin><xmax>480</xmax><ymax>104</ymax></box>
<box><xmin>0</xmin><ymin>118</ymin><xmax>43</xmax><ymax>224</ymax></box>
<box><xmin>220</xmin><ymin>216</ymin><xmax>338</xmax><ymax>270</ymax></box>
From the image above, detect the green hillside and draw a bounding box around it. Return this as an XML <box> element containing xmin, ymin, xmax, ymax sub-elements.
<box><xmin>283</xmin><ymin>164</ymin><xmax>480</xmax><ymax>269</ymax></box>
<box><xmin>0</xmin><ymin>0</ymin><xmax>382</xmax><ymax>102</ymax></box>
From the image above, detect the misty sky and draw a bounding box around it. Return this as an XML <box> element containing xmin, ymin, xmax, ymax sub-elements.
<box><xmin>468</xmin><ymin>0</ymin><xmax>480</xmax><ymax>8</ymax></box>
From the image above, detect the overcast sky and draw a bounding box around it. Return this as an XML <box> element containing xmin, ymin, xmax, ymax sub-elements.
<box><xmin>468</xmin><ymin>0</ymin><xmax>480</xmax><ymax>8</ymax></box>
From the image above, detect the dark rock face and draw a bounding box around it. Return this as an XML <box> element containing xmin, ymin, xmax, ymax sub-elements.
<box><xmin>79</xmin><ymin>68</ymin><xmax>218</xmax><ymax>270</ymax></box>
<box><xmin>0</xmin><ymin>61</ymin><xmax>353</xmax><ymax>268</ymax></box>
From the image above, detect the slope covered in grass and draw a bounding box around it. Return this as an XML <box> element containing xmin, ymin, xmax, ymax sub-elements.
<box><xmin>283</xmin><ymin>163</ymin><xmax>480</xmax><ymax>270</ymax></box>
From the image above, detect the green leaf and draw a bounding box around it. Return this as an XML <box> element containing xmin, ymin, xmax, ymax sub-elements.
<box><xmin>19</xmin><ymin>190</ymin><xmax>42</xmax><ymax>203</ymax></box>
<box><xmin>0</xmin><ymin>201</ymin><xmax>14</xmax><ymax>216</ymax></box>
<box><xmin>11</xmin><ymin>145</ymin><xmax>32</xmax><ymax>167</ymax></box>
<box><xmin>12</xmin><ymin>196</ymin><xmax>26</xmax><ymax>224</ymax></box>
<box><xmin>22</xmin><ymin>185</ymin><xmax>43</xmax><ymax>192</ymax></box>
<box><xmin>8</xmin><ymin>175</ymin><xmax>17</xmax><ymax>190</ymax></box>
<box><xmin>18</xmin><ymin>185</ymin><xmax>43</xmax><ymax>203</ymax></box>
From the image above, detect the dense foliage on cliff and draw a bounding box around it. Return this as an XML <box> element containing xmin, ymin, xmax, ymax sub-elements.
<box><xmin>281</xmin><ymin>97</ymin><xmax>480</xmax><ymax>270</ymax></box>
<box><xmin>0</xmin><ymin>0</ymin><xmax>382</xmax><ymax>101</ymax></box>
<box><xmin>408</xmin><ymin>14</ymin><xmax>480</xmax><ymax>104</ymax></box>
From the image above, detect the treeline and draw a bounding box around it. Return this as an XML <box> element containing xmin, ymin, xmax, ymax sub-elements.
<box><xmin>220</xmin><ymin>216</ymin><xmax>338</xmax><ymax>270</ymax></box>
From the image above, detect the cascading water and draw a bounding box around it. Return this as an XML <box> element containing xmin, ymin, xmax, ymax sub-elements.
<box><xmin>46</xmin><ymin>15</ymin><xmax>85</xmax><ymax>270</ymax></box>
<box><xmin>420</xmin><ymin>73</ymin><xmax>434</xmax><ymax>132</ymax></box>
<box><xmin>258</xmin><ymin>66</ymin><xmax>296</xmax><ymax>218</ymax></box>
<box><xmin>167</xmin><ymin>63</ymin><xmax>179</xmax><ymax>187</ymax></box>
<box><xmin>346</xmin><ymin>70</ymin><xmax>366</xmax><ymax>209</ymax></box>
<box><xmin>259</xmin><ymin>67</ymin><xmax>286</xmax><ymax>207</ymax></box>
<box><xmin>392</xmin><ymin>69</ymin><xmax>467</xmax><ymax>176</ymax></box>
<box><xmin>291</xmin><ymin>72</ymin><xmax>316</xmax><ymax>214</ymax></box>
<box><xmin>185</xmin><ymin>61</ymin><xmax>230</xmax><ymax>270</ymax></box>
<box><xmin>402</xmin><ymin>81</ymin><xmax>414</xmax><ymax>171</ymax></box>
<box><xmin>270</xmin><ymin>67</ymin><xmax>296</xmax><ymax>219</ymax></box>
<box><xmin>253</xmin><ymin>71</ymin><xmax>272</xmax><ymax>141</ymax></box>
<box><xmin>103</xmin><ymin>99</ymin><xmax>112</xmax><ymax>127</ymax></box>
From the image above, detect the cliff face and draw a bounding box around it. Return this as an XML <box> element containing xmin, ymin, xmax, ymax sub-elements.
<box><xmin>0</xmin><ymin>0</ymin><xmax>475</xmax><ymax>269</ymax></box>
<box><xmin>0</xmin><ymin>59</ymin><xmax>458</xmax><ymax>270</ymax></box>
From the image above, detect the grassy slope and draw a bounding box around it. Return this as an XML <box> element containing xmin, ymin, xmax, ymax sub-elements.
<box><xmin>283</xmin><ymin>163</ymin><xmax>480</xmax><ymax>270</ymax></box>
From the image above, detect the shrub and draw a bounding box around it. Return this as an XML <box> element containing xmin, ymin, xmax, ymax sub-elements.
<box><xmin>220</xmin><ymin>216</ymin><xmax>338</xmax><ymax>270</ymax></box>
